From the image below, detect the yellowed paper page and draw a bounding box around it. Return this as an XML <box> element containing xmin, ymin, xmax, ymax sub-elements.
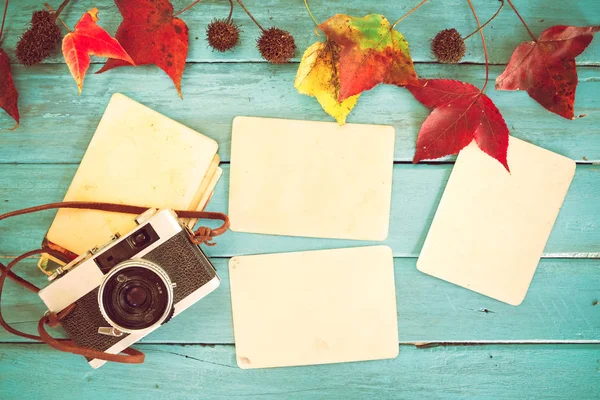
<box><xmin>47</xmin><ymin>93</ymin><xmax>218</xmax><ymax>254</ymax></box>
<box><xmin>417</xmin><ymin>138</ymin><xmax>576</xmax><ymax>306</ymax></box>
<box><xmin>181</xmin><ymin>155</ymin><xmax>221</xmax><ymax>228</ymax></box>
<box><xmin>229</xmin><ymin>117</ymin><xmax>395</xmax><ymax>241</ymax></box>
<box><xmin>229</xmin><ymin>246</ymin><xmax>398</xmax><ymax>369</ymax></box>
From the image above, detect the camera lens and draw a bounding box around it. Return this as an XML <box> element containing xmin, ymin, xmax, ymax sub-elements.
<box><xmin>98</xmin><ymin>260</ymin><xmax>174</xmax><ymax>333</ymax></box>
<box><xmin>124</xmin><ymin>285</ymin><xmax>148</xmax><ymax>308</ymax></box>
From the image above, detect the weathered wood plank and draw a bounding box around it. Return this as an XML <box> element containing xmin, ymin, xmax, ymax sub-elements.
<box><xmin>0</xmin><ymin>164</ymin><xmax>598</xmax><ymax>258</ymax></box>
<box><xmin>0</xmin><ymin>1</ymin><xmax>597</xmax><ymax>396</ymax></box>
<box><xmin>0</xmin><ymin>343</ymin><xmax>599</xmax><ymax>399</ymax></box>
<box><xmin>1</xmin><ymin>258</ymin><xmax>598</xmax><ymax>343</ymax></box>
<box><xmin>2</xmin><ymin>0</ymin><xmax>600</xmax><ymax>65</ymax></box>
<box><xmin>0</xmin><ymin>64</ymin><xmax>599</xmax><ymax>163</ymax></box>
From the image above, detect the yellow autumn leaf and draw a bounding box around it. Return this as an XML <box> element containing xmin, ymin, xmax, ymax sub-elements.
<box><xmin>294</xmin><ymin>41</ymin><xmax>360</xmax><ymax>125</ymax></box>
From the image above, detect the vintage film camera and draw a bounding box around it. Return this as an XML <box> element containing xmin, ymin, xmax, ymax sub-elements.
<box><xmin>38</xmin><ymin>208</ymin><xmax>220</xmax><ymax>368</ymax></box>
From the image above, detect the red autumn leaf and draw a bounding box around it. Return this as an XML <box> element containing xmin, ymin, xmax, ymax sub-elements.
<box><xmin>97</xmin><ymin>0</ymin><xmax>189</xmax><ymax>98</ymax></box>
<box><xmin>319</xmin><ymin>14</ymin><xmax>418</xmax><ymax>101</ymax></box>
<box><xmin>407</xmin><ymin>79</ymin><xmax>510</xmax><ymax>171</ymax></box>
<box><xmin>0</xmin><ymin>48</ymin><xmax>19</xmax><ymax>126</ymax></box>
<box><xmin>62</xmin><ymin>8</ymin><xmax>134</xmax><ymax>94</ymax></box>
<box><xmin>496</xmin><ymin>25</ymin><xmax>600</xmax><ymax>119</ymax></box>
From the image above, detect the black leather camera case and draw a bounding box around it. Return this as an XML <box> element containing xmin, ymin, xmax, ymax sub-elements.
<box><xmin>59</xmin><ymin>231</ymin><xmax>217</xmax><ymax>352</ymax></box>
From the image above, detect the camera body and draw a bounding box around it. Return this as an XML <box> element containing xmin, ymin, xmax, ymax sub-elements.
<box><xmin>38</xmin><ymin>209</ymin><xmax>220</xmax><ymax>368</ymax></box>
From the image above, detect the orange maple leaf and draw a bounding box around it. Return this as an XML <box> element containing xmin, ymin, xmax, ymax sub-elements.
<box><xmin>62</xmin><ymin>8</ymin><xmax>134</xmax><ymax>94</ymax></box>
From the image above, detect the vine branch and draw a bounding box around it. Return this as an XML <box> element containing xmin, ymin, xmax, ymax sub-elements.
<box><xmin>304</xmin><ymin>0</ymin><xmax>322</xmax><ymax>36</ymax></box>
<box><xmin>226</xmin><ymin>0</ymin><xmax>233</xmax><ymax>22</ymax></box>
<box><xmin>173</xmin><ymin>0</ymin><xmax>203</xmax><ymax>18</ymax></box>
<box><xmin>44</xmin><ymin>3</ymin><xmax>71</xmax><ymax>32</ymax></box>
<box><xmin>392</xmin><ymin>0</ymin><xmax>427</xmax><ymax>30</ymax></box>
<box><xmin>0</xmin><ymin>0</ymin><xmax>9</xmax><ymax>43</ymax></box>
<box><xmin>466</xmin><ymin>0</ymin><xmax>489</xmax><ymax>92</ymax></box>
<box><xmin>53</xmin><ymin>0</ymin><xmax>71</xmax><ymax>21</ymax></box>
<box><xmin>463</xmin><ymin>0</ymin><xmax>504</xmax><ymax>40</ymax></box>
<box><xmin>304</xmin><ymin>0</ymin><xmax>319</xmax><ymax>28</ymax></box>
<box><xmin>507</xmin><ymin>0</ymin><xmax>537</xmax><ymax>41</ymax></box>
<box><xmin>236</xmin><ymin>0</ymin><xmax>264</xmax><ymax>32</ymax></box>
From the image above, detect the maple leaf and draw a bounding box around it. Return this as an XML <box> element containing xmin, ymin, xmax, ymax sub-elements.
<box><xmin>319</xmin><ymin>14</ymin><xmax>418</xmax><ymax>101</ymax></box>
<box><xmin>496</xmin><ymin>25</ymin><xmax>600</xmax><ymax>119</ymax></box>
<box><xmin>0</xmin><ymin>48</ymin><xmax>19</xmax><ymax>126</ymax></box>
<box><xmin>295</xmin><ymin>40</ymin><xmax>360</xmax><ymax>125</ymax></box>
<box><xmin>407</xmin><ymin>79</ymin><xmax>510</xmax><ymax>171</ymax></box>
<box><xmin>62</xmin><ymin>8</ymin><xmax>134</xmax><ymax>94</ymax></box>
<box><xmin>97</xmin><ymin>0</ymin><xmax>189</xmax><ymax>98</ymax></box>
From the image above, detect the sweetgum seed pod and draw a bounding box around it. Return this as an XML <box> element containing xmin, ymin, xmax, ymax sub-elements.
<box><xmin>431</xmin><ymin>28</ymin><xmax>466</xmax><ymax>64</ymax></box>
<box><xmin>206</xmin><ymin>19</ymin><xmax>240</xmax><ymax>52</ymax></box>
<box><xmin>257</xmin><ymin>27</ymin><xmax>296</xmax><ymax>64</ymax></box>
<box><xmin>16</xmin><ymin>10</ymin><xmax>63</xmax><ymax>66</ymax></box>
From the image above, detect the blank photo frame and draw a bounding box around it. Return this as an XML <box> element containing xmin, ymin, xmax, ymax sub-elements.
<box><xmin>228</xmin><ymin>117</ymin><xmax>395</xmax><ymax>241</ymax></box>
<box><xmin>417</xmin><ymin>138</ymin><xmax>576</xmax><ymax>305</ymax></box>
<box><xmin>229</xmin><ymin>246</ymin><xmax>398</xmax><ymax>369</ymax></box>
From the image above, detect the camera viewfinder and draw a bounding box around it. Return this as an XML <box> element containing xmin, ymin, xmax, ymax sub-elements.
<box><xmin>94</xmin><ymin>225</ymin><xmax>159</xmax><ymax>273</ymax></box>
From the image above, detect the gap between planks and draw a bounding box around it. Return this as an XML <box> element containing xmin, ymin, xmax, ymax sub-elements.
<box><xmin>7</xmin><ymin>60</ymin><xmax>600</xmax><ymax>67</ymax></box>
<box><xmin>0</xmin><ymin>161</ymin><xmax>597</xmax><ymax>166</ymax></box>
<box><xmin>1</xmin><ymin>255</ymin><xmax>599</xmax><ymax>260</ymax></box>
<box><xmin>1</xmin><ymin>340</ymin><xmax>599</xmax><ymax>346</ymax></box>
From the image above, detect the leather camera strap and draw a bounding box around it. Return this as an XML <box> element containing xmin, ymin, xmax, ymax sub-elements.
<box><xmin>0</xmin><ymin>201</ymin><xmax>229</xmax><ymax>364</ymax></box>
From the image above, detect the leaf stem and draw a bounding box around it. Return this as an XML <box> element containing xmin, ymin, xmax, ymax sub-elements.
<box><xmin>173</xmin><ymin>0</ymin><xmax>203</xmax><ymax>18</ymax></box>
<box><xmin>226</xmin><ymin>0</ymin><xmax>233</xmax><ymax>22</ymax></box>
<box><xmin>304</xmin><ymin>0</ymin><xmax>322</xmax><ymax>36</ymax></box>
<box><xmin>53</xmin><ymin>0</ymin><xmax>71</xmax><ymax>20</ymax></box>
<box><xmin>463</xmin><ymin>0</ymin><xmax>504</xmax><ymax>40</ymax></box>
<box><xmin>236</xmin><ymin>0</ymin><xmax>264</xmax><ymax>32</ymax></box>
<box><xmin>304</xmin><ymin>0</ymin><xmax>319</xmax><ymax>28</ymax></box>
<box><xmin>391</xmin><ymin>0</ymin><xmax>427</xmax><ymax>30</ymax></box>
<box><xmin>44</xmin><ymin>3</ymin><xmax>71</xmax><ymax>32</ymax></box>
<box><xmin>0</xmin><ymin>0</ymin><xmax>8</xmax><ymax>43</ymax></box>
<box><xmin>506</xmin><ymin>0</ymin><xmax>537</xmax><ymax>41</ymax></box>
<box><xmin>466</xmin><ymin>0</ymin><xmax>489</xmax><ymax>92</ymax></box>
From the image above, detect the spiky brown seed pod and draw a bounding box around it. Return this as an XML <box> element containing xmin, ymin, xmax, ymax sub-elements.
<box><xmin>431</xmin><ymin>28</ymin><xmax>466</xmax><ymax>64</ymax></box>
<box><xmin>16</xmin><ymin>10</ymin><xmax>62</xmax><ymax>66</ymax></box>
<box><xmin>257</xmin><ymin>27</ymin><xmax>296</xmax><ymax>64</ymax></box>
<box><xmin>206</xmin><ymin>19</ymin><xmax>240</xmax><ymax>52</ymax></box>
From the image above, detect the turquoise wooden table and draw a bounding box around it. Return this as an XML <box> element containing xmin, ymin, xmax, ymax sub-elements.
<box><xmin>1</xmin><ymin>0</ymin><xmax>599</xmax><ymax>398</ymax></box>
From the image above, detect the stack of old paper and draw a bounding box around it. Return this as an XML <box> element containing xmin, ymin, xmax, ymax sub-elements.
<box><xmin>40</xmin><ymin>93</ymin><xmax>221</xmax><ymax>269</ymax></box>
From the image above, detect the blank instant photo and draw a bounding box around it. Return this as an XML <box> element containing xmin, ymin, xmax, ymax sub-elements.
<box><xmin>229</xmin><ymin>246</ymin><xmax>399</xmax><ymax>369</ymax></box>
<box><xmin>417</xmin><ymin>137</ymin><xmax>576</xmax><ymax>306</ymax></box>
<box><xmin>228</xmin><ymin>117</ymin><xmax>395</xmax><ymax>241</ymax></box>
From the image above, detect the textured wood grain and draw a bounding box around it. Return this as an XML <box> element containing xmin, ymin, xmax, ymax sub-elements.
<box><xmin>1</xmin><ymin>258</ymin><xmax>598</xmax><ymax>343</ymax></box>
<box><xmin>2</xmin><ymin>0</ymin><xmax>599</xmax><ymax>65</ymax></box>
<box><xmin>1</xmin><ymin>343</ymin><xmax>599</xmax><ymax>399</ymax></box>
<box><xmin>0</xmin><ymin>64</ymin><xmax>598</xmax><ymax>163</ymax></box>
<box><xmin>0</xmin><ymin>1</ymin><xmax>599</xmax><ymax>395</ymax></box>
<box><xmin>0</xmin><ymin>164</ymin><xmax>598</xmax><ymax>258</ymax></box>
